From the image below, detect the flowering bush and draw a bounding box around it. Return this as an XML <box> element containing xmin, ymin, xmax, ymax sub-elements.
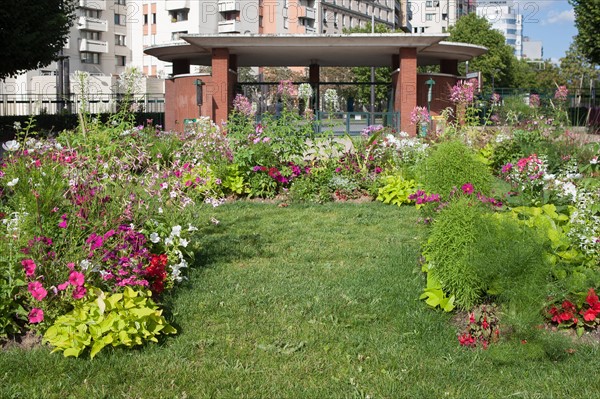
<box><xmin>233</xmin><ymin>94</ymin><xmax>255</xmax><ymax>118</ymax></box>
<box><xmin>410</xmin><ymin>106</ymin><xmax>431</xmax><ymax>125</ymax></box>
<box><xmin>547</xmin><ymin>288</ymin><xmax>600</xmax><ymax>334</ymax></box>
<box><xmin>458</xmin><ymin>304</ymin><xmax>501</xmax><ymax>349</ymax></box>
<box><xmin>449</xmin><ymin>78</ymin><xmax>476</xmax><ymax>104</ymax></box>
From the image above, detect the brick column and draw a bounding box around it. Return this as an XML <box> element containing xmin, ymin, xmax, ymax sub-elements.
<box><xmin>211</xmin><ymin>48</ymin><xmax>231</xmax><ymax>124</ymax></box>
<box><xmin>394</xmin><ymin>48</ymin><xmax>417</xmax><ymax>135</ymax></box>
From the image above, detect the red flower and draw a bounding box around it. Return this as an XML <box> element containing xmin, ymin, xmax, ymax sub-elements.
<box><xmin>583</xmin><ymin>308</ymin><xmax>598</xmax><ymax>322</ymax></box>
<box><xmin>586</xmin><ymin>288</ymin><xmax>599</xmax><ymax>307</ymax></box>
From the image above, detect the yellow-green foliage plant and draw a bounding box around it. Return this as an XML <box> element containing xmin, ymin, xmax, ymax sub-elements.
<box><xmin>43</xmin><ymin>287</ymin><xmax>176</xmax><ymax>358</ymax></box>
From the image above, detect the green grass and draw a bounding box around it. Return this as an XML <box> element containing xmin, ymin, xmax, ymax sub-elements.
<box><xmin>1</xmin><ymin>203</ymin><xmax>599</xmax><ymax>398</ymax></box>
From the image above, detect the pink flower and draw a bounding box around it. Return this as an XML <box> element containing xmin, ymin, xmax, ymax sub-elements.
<box><xmin>58</xmin><ymin>213</ymin><xmax>68</xmax><ymax>228</ymax></box>
<box><xmin>501</xmin><ymin>163</ymin><xmax>512</xmax><ymax>174</ymax></box>
<box><xmin>461</xmin><ymin>183</ymin><xmax>474</xmax><ymax>195</ymax></box>
<box><xmin>57</xmin><ymin>281</ymin><xmax>70</xmax><ymax>291</ymax></box>
<box><xmin>21</xmin><ymin>259</ymin><xmax>36</xmax><ymax>278</ymax></box>
<box><xmin>69</xmin><ymin>271</ymin><xmax>85</xmax><ymax>287</ymax></box>
<box><xmin>28</xmin><ymin>308</ymin><xmax>44</xmax><ymax>324</ymax></box>
<box><xmin>72</xmin><ymin>285</ymin><xmax>87</xmax><ymax>300</ymax></box>
<box><xmin>28</xmin><ymin>281</ymin><xmax>47</xmax><ymax>301</ymax></box>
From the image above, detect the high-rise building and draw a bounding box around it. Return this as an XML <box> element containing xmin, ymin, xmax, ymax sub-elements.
<box><xmin>522</xmin><ymin>37</ymin><xmax>543</xmax><ymax>61</ymax></box>
<box><xmin>476</xmin><ymin>0</ymin><xmax>523</xmax><ymax>59</ymax></box>
<box><xmin>406</xmin><ymin>0</ymin><xmax>474</xmax><ymax>34</ymax></box>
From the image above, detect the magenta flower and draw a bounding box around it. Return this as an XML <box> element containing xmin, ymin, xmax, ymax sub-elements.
<box><xmin>57</xmin><ymin>281</ymin><xmax>70</xmax><ymax>291</ymax></box>
<box><xmin>28</xmin><ymin>308</ymin><xmax>44</xmax><ymax>324</ymax></box>
<box><xmin>72</xmin><ymin>285</ymin><xmax>87</xmax><ymax>300</ymax></box>
<box><xmin>68</xmin><ymin>271</ymin><xmax>85</xmax><ymax>287</ymax></box>
<box><xmin>28</xmin><ymin>281</ymin><xmax>48</xmax><ymax>301</ymax></box>
<box><xmin>461</xmin><ymin>183</ymin><xmax>474</xmax><ymax>195</ymax></box>
<box><xmin>21</xmin><ymin>259</ymin><xmax>36</xmax><ymax>278</ymax></box>
<box><xmin>58</xmin><ymin>213</ymin><xmax>68</xmax><ymax>229</ymax></box>
<box><xmin>501</xmin><ymin>163</ymin><xmax>513</xmax><ymax>174</ymax></box>
<box><xmin>86</xmin><ymin>233</ymin><xmax>104</xmax><ymax>252</ymax></box>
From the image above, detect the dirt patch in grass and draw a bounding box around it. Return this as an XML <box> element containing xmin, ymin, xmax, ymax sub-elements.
<box><xmin>1</xmin><ymin>331</ymin><xmax>43</xmax><ymax>351</ymax></box>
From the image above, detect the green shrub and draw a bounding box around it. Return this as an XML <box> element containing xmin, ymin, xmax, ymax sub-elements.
<box><xmin>422</xmin><ymin>197</ymin><xmax>489</xmax><ymax>309</ymax></box>
<box><xmin>43</xmin><ymin>287</ymin><xmax>176</xmax><ymax>358</ymax></box>
<box><xmin>288</xmin><ymin>166</ymin><xmax>334</xmax><ymax>203</ymax></box>
<box><xmin>417</xmin><ymin>140</ymin><xmax>493</xmax><ymax>198</ymax></box>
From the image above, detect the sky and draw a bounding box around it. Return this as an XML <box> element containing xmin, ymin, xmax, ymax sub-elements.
<box><xmin>518</xmin><ymin>0</ymin><xmax>578</xmax><ymax>62</ymax></box>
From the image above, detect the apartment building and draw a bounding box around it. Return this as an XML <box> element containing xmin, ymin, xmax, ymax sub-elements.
<box><xmin>1</xmin><ymin>0</ymin><xmax>136</xmax><ymax>100</ymax></box>
<box><xmin>406</xmin><ymin>0</ymin><xmax>474</xmax><ymax>34</ymax></box>
<box><xmin>476</xmin><ymin>0</ymin><xmax>523</xmax><ymax>59</ymax></box>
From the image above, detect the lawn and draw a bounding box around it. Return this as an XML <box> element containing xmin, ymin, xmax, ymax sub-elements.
<box><xmin>1</xmin><ymin>202</ymin><xmax>598</xmax><ymax>399</ymax></box>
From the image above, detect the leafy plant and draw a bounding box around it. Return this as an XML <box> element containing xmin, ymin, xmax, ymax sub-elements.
<box><xmin>43</xmin><ymin>286</ymin><xmax>176</xmax><ymax>358</ymax></box>
<box><xmin>376</xmin><ymin>175</ymin><xmax>418</xmax><ymax>206</ymax></box>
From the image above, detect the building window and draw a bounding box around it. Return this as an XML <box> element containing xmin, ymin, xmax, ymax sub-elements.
<box><xmin>83</xmin><ymin>9</ymin><xmax>100</xmax><ymax>18</ymax></box>
<box><xmin>169</xmin><ymin>9</ymin><xmax>189</xmax><ymax>22</ymax></box>
<box><xmin>81</xmin><ymin>52</ymin><xmax>100</xmax><ymax>64</ymax></box>
<box><xmin>115</xmin><ymin>14</ymin><xmax>126</xmax><ymax>25</ymax></box>
<box><xmin>115</xmin><ymin>34</ymin><xmax>126</xmax><ymax>46</ymax></box>
<box><xmin>426</xmin><ymin>1</ymin><xmax>432</xmax><ymax>7</ymax></box>
<box><xmin>115</xmin><ymin>55</ymin><xmax>126</xmax><ymax>66</ymax></box>
<box><xmin>425</xmin><ymin>13</ymin><xmax>434</xmax><ymax>21</ymax></box>
<box><xmin>115</xmin><ymin>0</ymin><xmax>126</xmax><ymax>4</ymax></box>
<box><xmin>152</xmin><ymin>13</ymin><xmax>157</xmax><ymax>24</ymax></box>
<box><xmin>82</xmin><ymin>31</ymin><xmax>100</xmax><ymax>40</ymax></box>
<box><xmin>143</xmin><ymin>13</ymin><xmax>148</xmax><ymax>24</ymax></box>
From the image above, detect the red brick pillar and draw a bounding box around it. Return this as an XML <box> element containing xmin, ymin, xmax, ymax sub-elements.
<box><xmin>395</xmin><ymin>48</ymin><xmax>417</xmax><ymax>135</ymax></box>
<box><xmin>211</xmin><ymin>48</ymin><xmax>231</xmax><ymax>124</ymax></box>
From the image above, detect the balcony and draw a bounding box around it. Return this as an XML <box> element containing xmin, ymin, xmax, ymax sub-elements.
<box><xmin>304</xmin><ymin>26</ymin><xmax>317</xmax><ymax>34</ymax></box>
<box><xmin>79</xmin><ymin>39</ymin><xmax>109</xmax><ymax>53</ymax></box>
<box><xmin>77</xmin><ymin>16</ymin><xmax>108</xmax><ymax>32</ymax></box>
<box><xmin>298</xmin><ymin>6</ymin><xmax>316</xmax><ymax>20</ymax></box>
<box><xmin>165</xmin><ymin>1</ymin><xmax>189</xmax><ymax>11</ymax></box>
<box><xmin>218</xmin><ymin>0</ymin><xmax>240</xmax><ymax>12</ymax></box>
<box><xmin>218</xmin><ymin>20</ymin><xmax>240</xmax><ymax>33</ymax></box>
<box><xmin>79</xmin><ymin>0</ymin><xmax>106</xmax><ymax>10</ymax></box>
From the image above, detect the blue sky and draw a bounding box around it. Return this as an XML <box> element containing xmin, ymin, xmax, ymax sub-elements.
<box><xmin>519</xmin><ymin>0</ymin><xmax>577</xmax><ymax>61</ymax></box>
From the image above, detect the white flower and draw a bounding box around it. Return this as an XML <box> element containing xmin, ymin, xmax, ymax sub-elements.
<box><xmin>165</xmin><ymin>237</ymin><xmax>174</xmax><ymax>246</ymax></box>
<box><xmin>170</xmin><ymin>191</ymin><xmax>178</xmax><ymax>198</ymax></box>
<box><xmin>80</xmin><ymin>260</ymin><xmax>92</xmax><ymax>270</ymax></box>
<box><xmin>180</xmin><ymin>238</ymin><xmax>189</xmax><ymax>248</ymax></box>
<box><xmin>590</xmin><ymin>157</ymin><xmax>598</xmax><ymax>165</ymax></box>
<box><xmin>2</xmin><ymin>140</ymin><xmax>20</xmax><ymax>152</ymax></box>
<box><xmin>54</xmin><ymin>142</ymin><xmax>63</xmax><ymax>150</ymax></box>
<box><xmin>187</xmin><ymin>224</ymin><xmax>198</xmax><ymax>232</ymax></box>
<box><xmin>6</xmin><ymin>178</ymin><xmax>19</xmax><ymax>187</ymax></box>
<box><xmin>149</xmin><ymin>232</ymin><xmax>161</xmax><ymax>243</ymax></box>
<box><xmin>171</xmin><ymin>225</ymin><xmax>182</xmax><ymax>237</ymax></box>
<box><xmin>210</xmin><ymin>217</ymin><xmax>220</xmax><ymax>225</ymax></box>
<box><xmin>158</xmin><ymin>207</ymin><xmax>163</xmax><ymax>214</ymax></box>
<box><xmin>160</xmin><ymin>182</ymin><xmax>168</xmax><ymax>190</ymax></box>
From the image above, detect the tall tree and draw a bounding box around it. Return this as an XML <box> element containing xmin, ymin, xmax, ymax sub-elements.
<box><xmin>560</xmin><ymin>41</ymin><xmax>599</xmax><ymax>106</ymax></box>
<box><xmin>0</xmin><ymin>0</ymin><xmax>75</xmax><ymax>80</ymax></box>
<box><xmin>569</xmin><ymin>0</ymin><xmax>600</xmax><ymax>64</ymax></box>
<box><xmin>447</xmin><ymin>13</ymin><xmax>518</xmax><ymax>88</ymax></box>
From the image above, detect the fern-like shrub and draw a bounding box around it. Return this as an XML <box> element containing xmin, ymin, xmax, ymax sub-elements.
<box><xmin>417</xmin><ymin>140</ymin><xmax>494</xmax><ymax>198</ymax></box>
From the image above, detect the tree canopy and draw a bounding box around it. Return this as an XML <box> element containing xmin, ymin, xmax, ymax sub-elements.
<box><xmin>0</xmin><ymin>0</ymin><xmax>75</xmax><ymax>80</ymax></box>
<box><xmin>447</xmin><ymin>13</ymin><xmax>518</xmax><ymax>88</ymax></box>
<box><xmin>569</xmin><ymin>0</ymin><xmax>600</xmax><ymax>64</ymax></box>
